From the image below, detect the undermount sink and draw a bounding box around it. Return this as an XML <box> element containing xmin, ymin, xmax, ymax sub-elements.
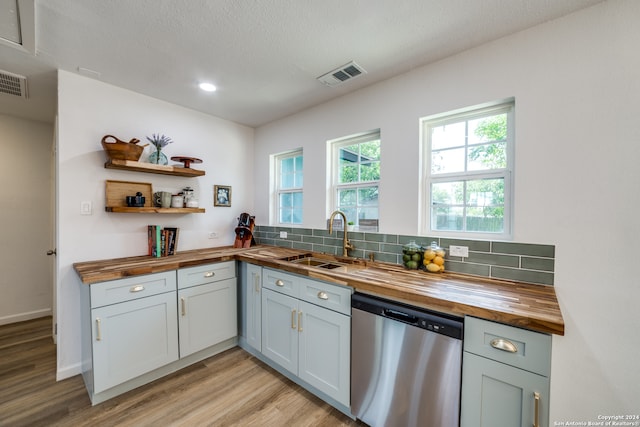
<box><xmin>289</xmin><ymin>257</ymin><xmax>346</xmax><ymax>270</ymax></box>
<box><xmin>281</xmin><ymin>253</ymin><xmax>367</xmax><ymax>272</ymax></box>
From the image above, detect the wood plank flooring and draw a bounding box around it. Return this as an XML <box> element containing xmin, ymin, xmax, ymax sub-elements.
<box><xmin>0</xmin><ymin>317</ymin><xmax>364</xmax><ymax>427</ymax></box>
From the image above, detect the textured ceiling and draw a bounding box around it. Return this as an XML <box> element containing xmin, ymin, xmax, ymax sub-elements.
<box><xmin>0</xmin><ymin>0</ymin><xmax>605</xmax><ymax>126</ymax></box>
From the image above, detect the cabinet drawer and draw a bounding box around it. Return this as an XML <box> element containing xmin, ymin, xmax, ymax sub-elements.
<box><xmin>464</xmin><ymin>316</ymin><xmax>551</xmax><ymax>376</ymax></box>
<box><xmin>299</xmin><ymin>278</ymin><xmax>352</xmax><ymax>316</ymax></box>
<box><xmin>263</xmin><ymin>268</ymin><xmax>298</xmax><ymax>298</ymax></box>
<box><xmin>178</xmin><ymin>261</ymin><xmax>236</xmax><ymax>289</ymax></box>
<box><xmin>90</xmin><ymin>271</ymin><xmax>177</xmax><ymax>308</ymax></box>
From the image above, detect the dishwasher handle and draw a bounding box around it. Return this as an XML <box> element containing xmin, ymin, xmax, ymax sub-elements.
<box><xmin>383</xmin><ymin>308</ymin><xmax>419</xmax><ymax>325</ymax></box>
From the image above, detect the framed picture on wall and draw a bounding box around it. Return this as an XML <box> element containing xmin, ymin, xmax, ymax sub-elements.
<box><xmin>214</xmin><ymin>185</ymin><xmax>232</xmax><ymax>207</ymax></box>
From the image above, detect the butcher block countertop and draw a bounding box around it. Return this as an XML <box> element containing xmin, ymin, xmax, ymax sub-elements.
<box><xmin>73</xmin><ymin>245</ymin><xmax>564</xmax><ymax>336</ymax></box>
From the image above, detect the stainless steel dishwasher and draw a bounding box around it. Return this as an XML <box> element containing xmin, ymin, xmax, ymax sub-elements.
<box><xmin>351</xmin><ymin>292</ymin><xmax>464</xmax><ymax>427</ymax></box>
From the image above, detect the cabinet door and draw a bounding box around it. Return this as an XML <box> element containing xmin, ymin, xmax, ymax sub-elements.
<box><xmin>242</xmin><ymin>263</ymin><xmax>262</xmax><ymax>352</ymax></box>
<box><xmin>92</xmin><ymin>292</ymin><xmax>179</xmax><ymax>393</ymax></box>
<box><xmin>262</xmin><ymin>288</ymin><xmax>298</xmax><ymax>375</ymax></box>
<box><xmin>461</xmin><ymin>352</ymin><xmax>549</xmax><ymax>427</ymax></box>
<box><xmin>178</xmin><ymin>278</ymin><xmax>237</xmax><ymax>357</ymax></box>
<box><xmin>298</xmin><ymin>301</ymin><xmax>350</xmax><ymax>406</ymax></box>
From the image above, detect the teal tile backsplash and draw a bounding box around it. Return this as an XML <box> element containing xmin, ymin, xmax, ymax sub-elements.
<box><xmin>253</xmin><ymin>225</ymin><xmax>555</xmax><ymax>286</ymax></box>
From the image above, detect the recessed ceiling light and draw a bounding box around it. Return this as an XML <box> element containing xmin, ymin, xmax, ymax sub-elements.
<box><xmin>199</xmin><ymin>82</ymin><xmax>217</xmax><ymax>92</ymax></box>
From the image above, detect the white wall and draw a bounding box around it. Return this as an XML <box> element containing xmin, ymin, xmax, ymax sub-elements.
<box><xmin>0</xmin><ymin>114</ymin><xmax>53</xmax><ymax>324</ymax></box>
<box><xmin>255</xmin><ymin>0</ymin><xmax>639</xmax><ymax>420</ymax></box>
<box><xmin>56</xmin><ymin>71</ymin><xmax>254</xmax><ymax>378</ymax></box>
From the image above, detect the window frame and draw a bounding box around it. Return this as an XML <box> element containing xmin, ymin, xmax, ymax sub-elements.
<box><xmin>329</xmin><ymin>130</ymin><xmax>381</xmax><ymax>231</ymax></box>
<box><xmin>274</xmin><ymin>149</ymin><xmax>303</xmax><ymax>226</ymax></box>
<box><xmin>421</xmin><ymin>100</ymin><xmax>515</xmax><ymax>240</ymax></box>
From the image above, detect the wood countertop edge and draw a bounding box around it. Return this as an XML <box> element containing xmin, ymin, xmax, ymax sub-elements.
<box><xmin>73</xmin><ymin>245</ymin><xmax>565</xmax><ymax>336</ymax></box>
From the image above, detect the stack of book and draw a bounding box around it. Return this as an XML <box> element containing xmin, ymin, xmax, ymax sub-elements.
<box><xmin>148</xmin><ymin>225</ymin><xmax>179</xmax><ymax>257</ymax></box>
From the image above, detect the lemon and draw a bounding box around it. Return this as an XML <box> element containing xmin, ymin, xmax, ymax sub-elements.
<box><xmin>426</xmin><ymin>263</ymin><xmax>441</xmax><ymax>273</ymax></box>
<box><xmin>423</xmin><ymin>250</ymin><xmax>436</xmax><ymax>261</ymax></box>
<box><xmin>433</xmin><ymin>256</ymin><xmax>444</xmax><ymax>266</ymax></box>
<box><xmin>436</xmin><ymin>249</ymin><xmax>445</xmax><ymax>257</ymax></box>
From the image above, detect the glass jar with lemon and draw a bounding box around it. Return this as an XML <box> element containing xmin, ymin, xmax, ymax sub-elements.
<box><xmin>423</xmin><ymin>241</ymin><xmax>446</xmax><ymax>273</ymax></box>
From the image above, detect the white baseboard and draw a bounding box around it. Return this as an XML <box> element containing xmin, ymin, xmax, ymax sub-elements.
<box><xmin>57</xmin><ymin>362</ymin><xmax>82</xmax><ymax>381</ymax></box>
<box><xmin>0</xmin><ymin>308</ymin><xmax>52</xmax><ymax>326</ymax></box>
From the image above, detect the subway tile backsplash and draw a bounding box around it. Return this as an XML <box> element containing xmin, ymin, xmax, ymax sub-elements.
<box><xmin>254</xmin><ymin>225</ymin><xmax>555</xmax><ymax>286</ymax></box>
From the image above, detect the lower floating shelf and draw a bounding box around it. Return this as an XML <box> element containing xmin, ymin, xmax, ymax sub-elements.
<box><xmin>105</xmin><ymin>207</ymin><xmax>205</xmax><ymax>214</ymax></box>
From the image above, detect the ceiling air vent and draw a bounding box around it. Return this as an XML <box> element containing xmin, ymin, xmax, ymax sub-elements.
<box><xmin>317</xmin><ymin>61</ymin><xmax>367</xmax><ymax>87</ymax></box>
<box><xmin>0</xmin><ymin>69</ymin><xmax>27</xmax><ymax>98</ymax></box>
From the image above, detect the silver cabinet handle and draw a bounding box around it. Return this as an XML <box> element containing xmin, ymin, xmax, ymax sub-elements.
<box><xmin>533</xmin><ymin>392</ymin><xmax>540</xmax><ymax>427</ymax></box>
<box><xmin>181</xmin><ymin>297</ymin><xmax>186</xmax><ymax>316</ymax></box>
<box><xmin>95</xmin><ymin>318</ymin><xmax>102</xmax><ymax>341</ymax></box>
<box><xmin>291</xmin><ymin>309</ymin><xmax>297</xmax><ymax>329</ymax></box>
<box><xmin>490</xmin><ymin>338</ymin><xmax>518</xmax><ymax>353</ymax></box>
<box><xmin>275</xmin><ymin>279</ymin><xmax>284</xmax><ymax>287</ymax></box>
<box><xmin>130</xmin><ymin>285</ymin><xmax>145</xmax><ymax>293</ymax></box>
<box><xmin>254</xmin><ymin>274</ymin><xmax>260</xmax><ymax>293</ymax></box>
<box><xmin>317</xmin><ymin>291</ymin><xmax>329</xmax><ymax>300</ymax></box>
<box><xmin>204</xmin><ymin>271</ymin><xmax>215</xmax><ymax>278</ymax></box>
<box><xmin>298</xmin><ymin>311</ymin><xmax>303</xmax><ymax>332</ymax></box>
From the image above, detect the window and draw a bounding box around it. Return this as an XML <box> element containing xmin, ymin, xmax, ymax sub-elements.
<box><xmin>422</xmin><ymin>101</ymin><xmax>514</xmax><ymax>239</ymax></box>
<box><xmin>330</xmin><ymin>131</ymin><xmax>380</xmax><ymax>230</ymax></box>
<box><xmin>275</xmin><ymin>150</ymin><xmax>303</xmax><ymax>225</ymax></box>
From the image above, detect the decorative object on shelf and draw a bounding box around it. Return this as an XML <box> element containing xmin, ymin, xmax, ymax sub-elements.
<box><xmin>171</xmin><ymin>194</ymin><xmax>184</xmax><ymax>208</ymax></box>
<box><xmin>126</xmin><ymin>192</ymin><xmax>146</xmax><ymax>207</ymax></box>
<box><xmin>347</xmin><ymin>221</ymin><xmax>355</xmax><ymax>231</ymax></box>
<box><xmin>170</xmin><ymin>156</ymin><xmax>202</xmax><ymax>168</ymax></box>
<box><xmin>101</xmin><ymin>134</ymin><xmax>144</xmax><ymax>161</ymax></box>
<box><xmin>182</xmin><ymin>186</ymin><xmax>199</xmax><ymax>208</ymax></box>
<box><xmin>214</xmin><ymin>185</ymin><xmax>232</xmax><ymax>207</ymax></box>
<box><xmin>233</xmin><ymin>212</ymin><xmax>255</xmax><ymax>248</ymax></box>
<box><xmin>146</xmin><ymin>133</ymin><xmax>173</xmax><ymax>165</ymax></box>
<box><xmin>153</xmin><ymin>191</ymin><xmax>172</xmax><ymax>208</ymax></box>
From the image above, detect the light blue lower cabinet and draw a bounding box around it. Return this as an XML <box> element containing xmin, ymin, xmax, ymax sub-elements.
<box><xmin>239</xmin><ymin>262</ymin><xmax>263</xmax><ymax>352</ymax></box>
<box><xmin>461</xmin><ymin>316</ymin><xmax>551</xmax><ymax>427</ymax></box>
<box><xmin>257</xmin><ymin>269</ymin><xmax>352</xmax><ymax>411</ymax></box>
<box><xmin>91</xmin><ymin>291</ymin><xmax>179</xmax><ymax>394</ymax></box>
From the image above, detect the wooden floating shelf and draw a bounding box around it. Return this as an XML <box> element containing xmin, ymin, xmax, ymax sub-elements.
<box><xmin>105</xmin><ymin>207</ymin><xmax>206</xmax><ymax>214</ymax></box>
<box><xmin>105</xmin><ymin>159</ymin><xmax>205</xmax><ymax>177</ymax></box>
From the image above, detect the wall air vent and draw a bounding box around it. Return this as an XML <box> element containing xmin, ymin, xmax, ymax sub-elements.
<box><xmin>317</xmin><ymin>61</ymin><xmax>367</xmax><ymax>87</ymax></box>
<box><xmin>0</xmin><ymin>69</ymin><xmax>27</xmax><ymax>98</ymax></box>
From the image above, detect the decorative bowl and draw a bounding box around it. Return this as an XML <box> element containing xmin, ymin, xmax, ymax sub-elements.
<box><xmin>101</xmin><ymin>135</ymin><xmax>143</xmax><ymax>161</ymax></box>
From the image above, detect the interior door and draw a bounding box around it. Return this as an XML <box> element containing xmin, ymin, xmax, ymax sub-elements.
<box><xmin>50</xmin><ymin>117</ymin><xmax>58</xmax><ymax>343</ymax></box>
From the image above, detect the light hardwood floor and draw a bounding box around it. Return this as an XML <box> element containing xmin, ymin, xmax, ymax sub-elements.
<box><xmin>0</xmin><ymin>317</ymin><xmax>364</xmax><ymax>427</ymax></box>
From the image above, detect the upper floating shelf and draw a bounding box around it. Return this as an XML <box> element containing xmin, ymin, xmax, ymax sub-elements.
<box><xmin>104</xmin><ymin>159</ymin><xmax>205</xmax><ymax>177</ymax></box>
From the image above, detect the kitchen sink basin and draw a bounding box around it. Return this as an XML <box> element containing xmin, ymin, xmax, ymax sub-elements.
<box><xmin>289</xmin><ymin>257</ymin><xmax>345</xmax><ymax>270</ymax></box>
<box><xmin>280</xmin><ymin>253</ymin><xmax>367</xmax><ymax>272</ymax></box>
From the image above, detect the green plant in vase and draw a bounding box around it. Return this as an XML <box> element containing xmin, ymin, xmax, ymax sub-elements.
<box><xmin>146</xmin><ymin>133</ymin><xmax>173</xmax><ymax>165</ymax></box>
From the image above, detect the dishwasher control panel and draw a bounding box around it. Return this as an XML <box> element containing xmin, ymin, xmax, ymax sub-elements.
<box><xmin>352</xmin><ymin>292</ymin><xmax>463</xmax><ymax>340</ymax></box>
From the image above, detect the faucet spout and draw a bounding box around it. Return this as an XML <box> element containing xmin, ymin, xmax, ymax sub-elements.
<box><xmin>328</xmin><ymin>210</ymin><xmax>354</xmax><ymax>257</ymax></box>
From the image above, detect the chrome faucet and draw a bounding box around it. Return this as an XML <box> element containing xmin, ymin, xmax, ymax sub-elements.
<box><xmin>328</xmin><ymin>210</ymin><xmax>355</xmax><ymax>257</ymax></box>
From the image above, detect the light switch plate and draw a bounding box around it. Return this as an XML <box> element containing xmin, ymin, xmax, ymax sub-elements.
<box><xmin>280</xmin><ymin>231</ymin><xmax>287</xmax><ymax>238</ymax></box>
<box><xmin>80</xmin><ymin>201</ymin><xmax>92</xmax><ymax>215</ymax></box>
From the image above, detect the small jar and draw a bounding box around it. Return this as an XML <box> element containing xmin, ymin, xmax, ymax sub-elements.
<box><xmin>402</xmin><ymin>240</ymin><xmax>423</xmax><ymax>270</ymax></box>
<box><xmin>423</xmin><ymin>241</ymin><xmax>446</xmax><ymax>273</ymax></box>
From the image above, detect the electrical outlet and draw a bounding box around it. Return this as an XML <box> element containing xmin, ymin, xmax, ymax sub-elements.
<box><xmin>280</xmin><ymin>231</ymin><xmax>288</xmax><ymax>238</ymax></box>
<box><xmin>208</xmin><ymin>232</ymin><xmax>219</xmax><ymax>239</ymax></box>
<box><xmin>449</xmin><ymin>245</ymin><xmax>469</xmax><ymax>257</ymax></box>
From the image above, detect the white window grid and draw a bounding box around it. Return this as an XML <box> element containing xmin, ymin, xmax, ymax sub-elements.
<box><xmin>275</xmin><ymin>150</ymin><xmax>303</xmax><ymax>225</ymax></box>
<box><xmin>422</xmin><ymin>101</ymin><xmax>514</xmax><ymax>240</ymax></box>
